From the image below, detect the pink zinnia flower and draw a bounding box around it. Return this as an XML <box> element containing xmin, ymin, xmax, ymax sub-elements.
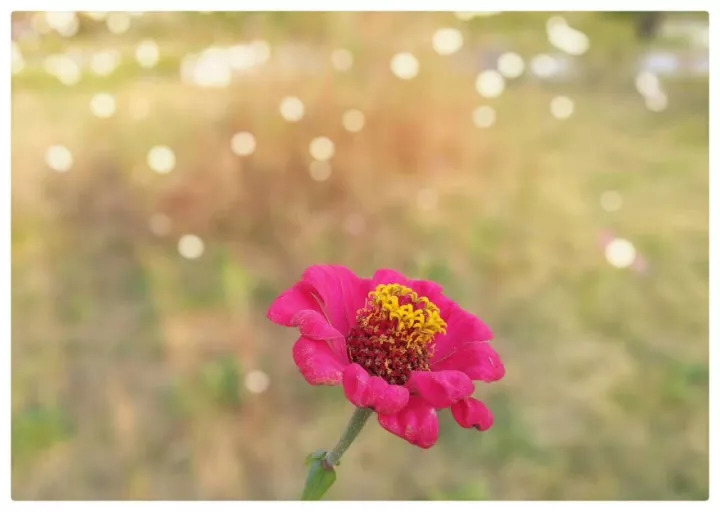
<box><xmin>267</xmin><ymin>265</ymin><xmax>505</xmax><ymax>449</ymax></box>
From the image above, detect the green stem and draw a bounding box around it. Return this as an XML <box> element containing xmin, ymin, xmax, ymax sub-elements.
<box><xmin>300</xmin><ymin>407</ymin><xmax>372</xmax><ymax>500</ymax></box>
<box><xmin>324</xmin><ymin>407</ymin><xmax>373</xmax><ymax>467</ymax></box>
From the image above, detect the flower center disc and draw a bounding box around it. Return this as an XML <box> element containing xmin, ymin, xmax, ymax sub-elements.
<box><xmin>346</xmin><ymin>283</ymin><xmax>447</xmax><ymax>385</ymax></box>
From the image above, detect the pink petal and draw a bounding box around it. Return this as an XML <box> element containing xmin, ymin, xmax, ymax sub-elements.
<box><xmin>377</xmin><ymin>396</ymin><xmax>439</xmax><ymax>449</ymax></box>
<box><xmin>433</xmin><ymin>304</ymin><xmax>494</xmax><ymax>362</ymax></box>
<box><xmin>451</xmin><ymin>397</ymin><xmax>494</xmax><ymax>431</ymax></box>
<box><xmin>300</xmin><ymin>265</ymin><xmax>370</xmax><ymax>336</ymax></box>
<box><xmin>408</xmin><ymin>370</ymin><xmax>474</xmax><ymax>409</ymax></box>
<box><xmin>370</xmin><ymin>268</ymin><xmax>411</xmax><ymax>288</ymax></box>
<box><xmin>267</xmin><ymin>281</ymin><xmax>321</xmax><ymax>326</ymax></box>
<box><xmin>267</xmin><ymin>287</ymin><xmax>348</xmax><ymax>361</ymax></box>
<box><xmin>268</xmin><ymin>265</ymin><xmax>370</xmax><ymax>361</ymax></box>
<box><xmin>408</xmin><ymin>279</ymin><xmax>444</xmax><ymax>299</ymax></box>
<box><xmin>342</xmin><ymin>364</ymin><xmax>409</xmax><ymax>415</ymax></box>
<box><xmin>431</xmin><ymin>341</ymin><xmax>505</xmax><ymax>382</ymax></box>
<box><xmin>292</xmin><ymin>336</ymin><xmax>346</xmax><ymax>386</ymax></box>
<box><xmin>291</xmin><ymin>310</ymin><xmax>348</xmax><ymax>361</ymax></box>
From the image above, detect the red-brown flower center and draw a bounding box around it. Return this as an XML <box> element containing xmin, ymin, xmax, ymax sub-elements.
<box><xmin>346</xmin><ymin>283</ymin><xmax>447</xmax><ymax>385</ymax></box>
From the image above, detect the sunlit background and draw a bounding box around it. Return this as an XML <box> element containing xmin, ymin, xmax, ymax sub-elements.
<box><xmin>11</xmin><ymin>11</ymin><xmax>708</xmax><ymax>500</ymax></box>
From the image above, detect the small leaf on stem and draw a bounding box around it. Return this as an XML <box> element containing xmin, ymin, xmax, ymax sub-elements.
<box><xmin>301</xmin><ymin>457</ymin><xmax>336</xmax><ymax>500</ymax></box>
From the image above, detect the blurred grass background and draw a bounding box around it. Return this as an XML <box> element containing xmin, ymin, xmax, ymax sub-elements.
<box><xmin>10</xmin><ymin>11</ymin><xmax>708</xmax><ymax>500</ymax></box>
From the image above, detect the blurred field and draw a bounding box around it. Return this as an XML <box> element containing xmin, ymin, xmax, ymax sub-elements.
<box><xmin>10</xmin><ymin>11</ymin><xmax>708</xmax><ymax>500</ymax></box>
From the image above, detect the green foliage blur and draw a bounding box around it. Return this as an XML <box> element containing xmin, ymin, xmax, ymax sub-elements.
<box><xmin>11</xmin><ymin>11</ymin><xmax>708</xmax><ymax>500</ymax></box>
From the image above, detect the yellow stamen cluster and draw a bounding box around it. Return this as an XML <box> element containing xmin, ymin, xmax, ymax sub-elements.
<box><xmin>368</xmin><ymin>283</ymin><xmax>447</xmax><ymax>346</ymax></box>
<box><xmin>348</xmin><ymin>283</ymin><xmax>447</xmax><ymax>384</ymax></box>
